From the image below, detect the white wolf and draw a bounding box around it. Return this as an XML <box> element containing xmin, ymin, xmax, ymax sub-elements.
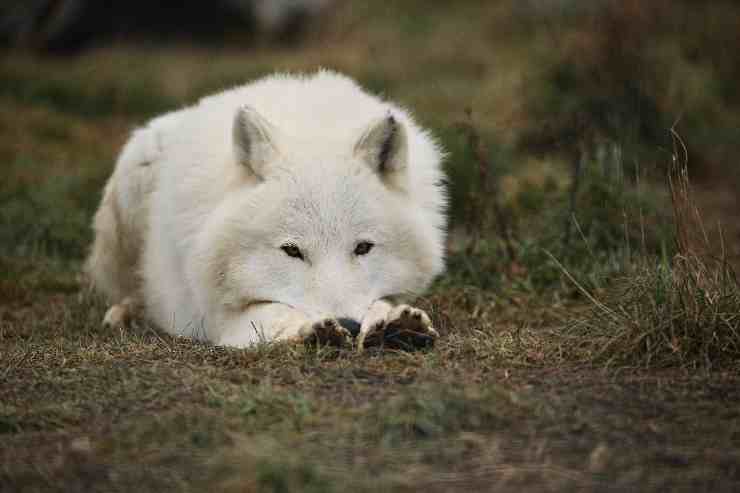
<box><xmin>86</xmin><ymin>70</ymin><xmax>447</xmax><ymax>349</ymax></box>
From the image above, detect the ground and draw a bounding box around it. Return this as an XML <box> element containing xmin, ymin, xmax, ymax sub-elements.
<box><xmin>2</xmin><ymin>2</ymin><xmax>740</xmax><ymax>491</ymax></box>
<box><xmin>2</xmin><ymin>297</ymin><xmax>740</xmax><ymax>491</ymax></box>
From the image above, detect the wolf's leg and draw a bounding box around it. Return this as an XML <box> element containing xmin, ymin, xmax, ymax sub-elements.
<box><xmin>86</xmin><ymin>178</ymin><xmax>139</xmax><ymax>304</ymax></box>
<box><xmin>357</xmin><ymin>299</ymin><xmax>393</xmax><ymax>349</ymax></box>
<box><xmin>87</xmin><ymin>125</ymin><xmax>158</xmax><ymax>330</ymax></box>
<box><xmin>357</xmin><ymin>301</ymin><xmax>438</xmax><ymax>351</ymax></box>
<box><xmin>217</xmin><ymin>303</ymin><xmax>352</xmax><ymax>348</ymax></box>
<box><xmin>87</xmin><ymin>177</ymin><xmax>143</xmax><ymax>330</ymax></box>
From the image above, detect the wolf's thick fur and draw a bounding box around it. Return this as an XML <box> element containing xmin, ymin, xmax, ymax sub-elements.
<box><xmin>87</xmin><ymin>70</ymin><xmax>447</xmax><ymax>348</ymax></box>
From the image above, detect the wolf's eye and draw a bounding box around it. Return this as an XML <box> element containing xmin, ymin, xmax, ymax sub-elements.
<box><xmin>354</xmin><ymin>241</ymin><xmax>374</xmax><ymax>256</ymax></box>
<box><xmin>281</xmin><ymin>243</ymin><xmax>304</xmax><ymax>260</ymax></box>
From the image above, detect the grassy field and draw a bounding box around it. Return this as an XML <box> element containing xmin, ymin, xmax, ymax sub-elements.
<box><xmin>2</xmin><ymin>2</ymin><xmax>740</xmax><ymax>491</ymax></box>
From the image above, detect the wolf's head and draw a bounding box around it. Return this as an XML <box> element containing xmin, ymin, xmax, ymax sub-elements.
<box><xmin>198</xmin><ymin>105</ymin><xmax>446</xmax><ymax>327</ymax></box>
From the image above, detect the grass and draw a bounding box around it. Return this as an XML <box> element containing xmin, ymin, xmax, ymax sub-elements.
<box><xmin>570</xmin><ymin>253</ymin><xmax>740</xmax><ymax>368</ymax></box>
<box><xmin>2</xmin><ymin>1</ymin><xmax>740</xmax><ymax>491</ymax></box>
<box><xmin>562</xmin><ymin>159</ymin><xmax>740</xmax><ymax>369</ymax></box>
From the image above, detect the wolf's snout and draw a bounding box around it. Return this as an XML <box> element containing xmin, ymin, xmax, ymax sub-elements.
<box><xmin>337</xmin><ymin>318</ymin><xmax>361</xmax><ymax>337</ymax></box>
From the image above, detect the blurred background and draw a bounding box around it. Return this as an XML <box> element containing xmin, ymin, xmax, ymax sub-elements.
<box><xmin>1</xmin><ymin>0</ymin><xmax>739</xmax><ymax>290</ymax></box>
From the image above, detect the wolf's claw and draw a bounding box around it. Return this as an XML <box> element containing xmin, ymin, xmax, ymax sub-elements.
<box><xmin>302</xmin><ymin>318</ymin><xmax>352</xmax><ymax>347</ymax></box>
<box><xmin>385</xmin><ymin>305</ymin><xmax>438</xmax><ymax>347</ymax></box>
<box><xmin>360</xmin><ymin>305</ymin><xmax>437</xmax><ymax>351</ymax></box>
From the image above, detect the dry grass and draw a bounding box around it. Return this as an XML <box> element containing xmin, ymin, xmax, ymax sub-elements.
<box><xmin>561</xmin><ymin>136</ymin><xmax>740</xmax><ymax>369</ymax></box>
<box><xmin>564</xmin><ymin>254</ymin><xmax>740</xmax><ymax>369</ymax></box>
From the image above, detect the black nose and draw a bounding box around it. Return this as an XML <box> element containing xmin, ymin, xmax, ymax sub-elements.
<box><xmin>337</xmin><ymin>318</ymin><xmax>361</xmax><ymax>337</ymax></box>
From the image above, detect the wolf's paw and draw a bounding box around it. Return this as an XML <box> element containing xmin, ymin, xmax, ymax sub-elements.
<box><xmin>384</xmin><ymin>305</ymin><xmax>438</xmax><ymax>347</ymax></box>
<box><xmin>301</xmin><ymin>317</ymin><xmax>352</xmax><ymax>347</ymax></box>
<box><xmin>356</xmin><ymin>317</ymin><xmax>387</xmax><ymax>350</ymax></box>
<box><xmin>359</xmin><ymin>304</ymin><xmax>438</xmax><ymax>351</ymax></box>
<box><xmin>102</xmin><ymin>302</ymin><xmax>132</xmax><ymax>329</ymax></box>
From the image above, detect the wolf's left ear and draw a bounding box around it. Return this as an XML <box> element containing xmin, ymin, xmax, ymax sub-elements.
<box><xmin>354</xmin><ymin>113</ymin><xmax>408</xmax><ymax>179</ymax></box>
<box><xmin>233</xmin><ymin>105</ymin><xmax>279</xmax><ymax>180</ymax></box>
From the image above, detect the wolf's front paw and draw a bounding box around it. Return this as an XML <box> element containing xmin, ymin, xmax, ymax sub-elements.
<box><xmin>300</xmin><ymin>317</ymin><xmax>352</xmax><ymax>347</ymax></box>
<box><xmin>384</xmin><ymin>305</ymin><xmax>438</xmax><ymax>349</ymax></box>
<box><xmin>359</xmin><ymin>304</ymin><xmax>438</xmax><ymax>351</ymax></box>
<box><xmin>356</xmin><ymin>317</ymin><xmax>387</xmax><ymax>350</ymax></box>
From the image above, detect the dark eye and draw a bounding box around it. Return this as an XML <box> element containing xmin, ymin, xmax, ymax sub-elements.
<box><xmin>354</xmin><ymin>241</ymin><xmax>374</xmax><ymax>256</ymax></box>
<box><xmin>281</xmin><ymin>243</ymin><xmax>304</xmax><ymax>260</ymax></box>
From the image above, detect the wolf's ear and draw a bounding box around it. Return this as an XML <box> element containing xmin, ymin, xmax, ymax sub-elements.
<box><xmin>233</xmin><ymin>106</ymin><xmax>279</xmax><ymax>179</ymax></box>
<box><xmin>354</xmin><ymin>113</ymin><xmax>408</xmax><ymax>178</ymax></box>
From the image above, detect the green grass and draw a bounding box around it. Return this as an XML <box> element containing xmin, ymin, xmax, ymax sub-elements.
<box><xmin>1</xmin><ymin>64</ymin><xmax>176</xmax><ymax>119</ymax></box>
<box><xmin>2</xmin><ymin>1</ymin><xmax>740</xmax><ymax>491</ymax></box>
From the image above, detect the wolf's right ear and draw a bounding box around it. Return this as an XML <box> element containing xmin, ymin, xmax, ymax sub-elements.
<box><xmin>232</xmin><ymin>106</ymin><xmax>279</xmax><ymax>180</ymax></box>
<box><xmin>354</xmin><ymin>113</ymin><xmax>408</xmax><ymax>180</ymax></box>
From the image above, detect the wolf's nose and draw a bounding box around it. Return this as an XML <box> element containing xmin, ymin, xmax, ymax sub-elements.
<box><xmin>337</xmin><ymin>318</ymin><xmax>361</xmax><ymax>337</ymax></box>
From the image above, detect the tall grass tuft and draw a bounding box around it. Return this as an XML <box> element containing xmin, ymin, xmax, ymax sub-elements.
<box><xmin>564</xmin><ymin>135</ymin><xmax>740</xmax><ymax>369</ymax></box>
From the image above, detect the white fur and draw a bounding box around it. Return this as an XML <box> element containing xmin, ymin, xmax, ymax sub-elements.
<box><xmin>87</xmin><ymin>70</ymin><xmax>447</xmax><ymax>347</ymax></box>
